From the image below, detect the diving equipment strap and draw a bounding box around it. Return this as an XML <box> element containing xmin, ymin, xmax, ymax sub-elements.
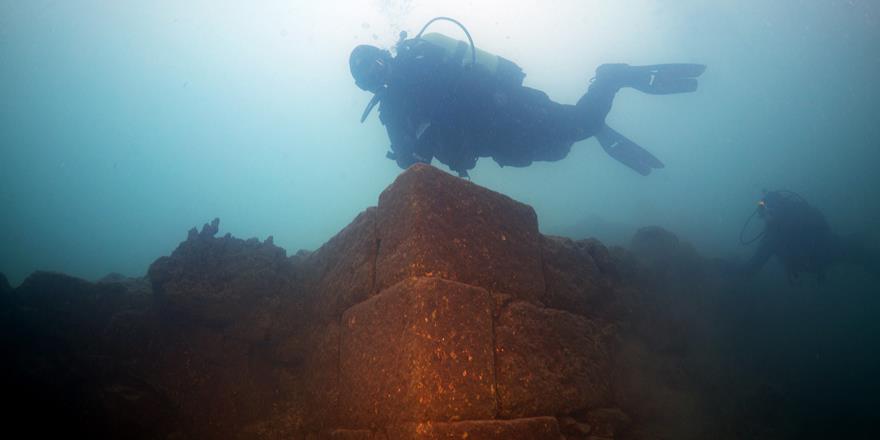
<box><xmin>360</xmin><ymin>90</ymin><xmax>383</xmax><ymax>123</ymax></box>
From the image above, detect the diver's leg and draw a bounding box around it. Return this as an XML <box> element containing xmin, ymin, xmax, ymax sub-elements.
<box><xmin>574</xmin><ymin>79</ymin><xmax>618</xmax><ymax>140</ymax></box>
<box><xmin>573</xmin><ymin>63</ymin><xmax>708</xmax><ymax>138</ymax></box>
<box><xmin>573</xmin><ymin>63</ymin><xmax>705</xmax><ymax>134</ymax></box>
<box><xmin>490</xmin><ymin>86</ymin><xmax>580</xmax><ymax>165</ymax></box>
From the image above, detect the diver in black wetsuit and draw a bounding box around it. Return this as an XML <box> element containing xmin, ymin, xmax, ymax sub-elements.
<box><xmin>739</xmin><ymin>190</ymin><xmax>878</xmax><ymax>283</ymax></box>
<box><xmin>349</xmin><ymin>17</ymin><xmax>706</xmax><ymax>178</ymax></box>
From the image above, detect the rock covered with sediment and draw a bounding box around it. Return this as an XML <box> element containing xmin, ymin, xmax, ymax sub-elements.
<box><xmin>147</xmin><ymin>217</ymin><xmax>299</xmax><ymax>325</ymax></box>
<box><xmin>295</xmin><ymin>164</ymin><xmax>626</xmax><ymax>438</ymax></box>
<box><xmin>2</xmin><ymin>164</ymin><xmax>664</xmax><ymax>439</ymax></box>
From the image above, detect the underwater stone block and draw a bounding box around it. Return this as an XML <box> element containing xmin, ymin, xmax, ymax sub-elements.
<box><xmin>495</xmin><ymin>301</ymin><xmax>615</xmax><ymax>419</ymax></box>
<box><xmin>301</xmin><ymin>320</ymin><xmax>343</xmax><ymax>430</ymax></box>
<box><xmin>630</xmin><ymin>225</ymin><xmax>680</xmax><ymax>263</ymax></box>
<box><xmin>304</xmin><ymin>207</ymin><xmax>378</xmax><ymax>320</ymax></box>
<box><xmin>584</xmin><ymin>407</ymin><xmax>632</xmax><ymax>438</ymax></box>
<box><xmin>385</xmin><ymin>417</ymin><xmax>561</xmax><ymax>440</ymax></box>
<box><xmin>375</xmin><ymin>164</ymin><xmax>544</xmax><ymax>302</ymax></box>
<box><xmin>314</xmin><ymin>428</ymin><xmax>388</xmax><ymax>439</ymax></box>
<box><xmin>338</xmin><ymin>277</ymin><xmax>496</xmax><ymax>427</ymax></box>
<box><xmin>541</xmin><ymin>235</ymin><xmax>615</xmax><ymax>317</ymax></box>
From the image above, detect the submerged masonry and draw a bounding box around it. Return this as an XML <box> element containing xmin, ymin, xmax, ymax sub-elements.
<box><xmin>5</xmin><ymin>164</ymin><xmax>838</xmax><ymax>439</ymax></box>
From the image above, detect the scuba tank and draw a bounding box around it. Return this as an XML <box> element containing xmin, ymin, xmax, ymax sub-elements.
<box><xmin>360</xmin><ymin>17</ymin><xmax>525</xmax><ymax>123</ymax></box>
<box><xmin>415</xmin><ymin>32</ymin><xmax>526</xmax><ymax>88</ymax></box>
<box><xmin>420</xmin><ymin>32</ymin><xmax>497</xmax><ymax>70</ymax></box>
<box><xmin>404</xmin><ymin>17</ymin><xmax>525</xmax><ymax>87</ymax></box>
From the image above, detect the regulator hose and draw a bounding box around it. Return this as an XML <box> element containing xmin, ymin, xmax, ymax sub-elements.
<box><xmin>739</xmin><ymin>207</ymin><xmax>765</xmax><ymax>245</ymax></box>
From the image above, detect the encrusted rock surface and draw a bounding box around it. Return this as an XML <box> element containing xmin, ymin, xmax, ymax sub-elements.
<box><xmin>386</xmin><ymin>417</ymin><xmax>561</xmax><ymax>439</ymax></box>
<box><xmin>495</xmin><ymin>300</ymin><xmax>615</xmax><ymax>419</ymax></box>
<box><xmin>375</xmin><ymin>165</ymin><xmax>545</xmax><ymax>303</ymax></box>
<box><xmin>540</xmin><ymin>235</ymin><xmax>616</xmax><ymax>317</ymax></box>
<box><xmin>303</xmin><ymin>207</ymin><xmax>378</xmax><ymax>321</ymax></box>
<box><xmin>147</xmin><ymin>217</ymin><xmax>299</xmax><ymax>325</ymax></box>
<box><xmin>8</xmin><ymin>163</ymin><xmax>862</xmax><ymax>439</ymax></box>
<box><xmin>339</xmin><ymin>277</ymin><xmax>497</xmax><ymax>427</ymax></box>
<box><xmin>0</xmin><ymin>165</ymin><xmax>639</xmax><ymax>439</ymax></box>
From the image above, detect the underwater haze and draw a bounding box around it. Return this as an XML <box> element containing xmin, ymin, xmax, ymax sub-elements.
<box><xmin>2</xmin><ymin>0</ymin><xmax>879</xmax><ymax>286</ymax></box>
<box><xmin>4</xmin><ymin>1</ymin><xmax>880</xmax><ymax>439</ymax></box>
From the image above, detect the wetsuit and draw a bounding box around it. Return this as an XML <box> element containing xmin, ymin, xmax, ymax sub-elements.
<box><xmin>378</xmin><ymin>38</ymin><xmax>617</xmax><ymax>177</ymax></box>
<box><xmin>745</xmin><ymin>192</ymin><xmax>877</xmax><ymax>282</ymax></box>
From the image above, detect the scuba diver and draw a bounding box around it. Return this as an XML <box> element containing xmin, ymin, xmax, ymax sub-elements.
<box><xmin>349</xmin><ymin>17</ymin><xmax>706</xmax><ymax>178</ymax></box>
<box><xmin>738</xmin><ymin>190</ymin><xmax>878</xmax><ymax>283</ymax></box>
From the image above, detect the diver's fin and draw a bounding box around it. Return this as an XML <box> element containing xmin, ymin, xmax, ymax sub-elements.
<box><xmin>595</xmin><ymin>125</ymin><xmax>665</xmax><ymax>176</ymax></box>
<box><xmin>627</xmin><ymin>63</ymin><xmax>706</xmax><ymax>95</ymax></box>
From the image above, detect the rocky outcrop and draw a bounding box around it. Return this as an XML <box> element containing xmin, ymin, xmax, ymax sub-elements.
<box><xmin>147</xmin><ymin>218</ymin><xmax>300</xmax><ymax>326</ymax></box>
<box><xmin>298</xmin><ymin>165</ymin><xmax>624</xmax><ymax>438</ymax></box>
<box><xmin>2</xmin><ymin>271</ymin><xmax>174</xmax><ymax>438</ymax></box>
<box><xmin>338</xmin><ymin>277</ymin><xmax>497</xmax><ymax>426</ymax></box>
<box><xmin>1</xmin><ymin>165</ymin><xmax>640</xmax><ymax>439</ymax></box>
<box><xmin>540</xmin><ymin>235</ymin><xmax>616</xmax><ymax>318</ymax></box>
<box><xmin>13</xmin><ymin>164</ymin><xmax>866</xmax><ymax>439</ymax></box>
<box><xmin>140</xmin><ymin>224</ymin><xmax>310</xmax><ymax>439</ymax></box>
<box><xmin>374</xmin><ymin>166</ymin><xmax>545</xmax><ymax>302</ymax></box>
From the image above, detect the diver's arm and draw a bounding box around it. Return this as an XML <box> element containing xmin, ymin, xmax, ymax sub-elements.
<box><xmin>377</xmin><ymin>43</ymin><xmax>447</xmax><ymax>169</ymax></box>
<box><xmin>381</xmin><ymin>107</ymin><xmax>433</xmax><ymax>169</ymax></box>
